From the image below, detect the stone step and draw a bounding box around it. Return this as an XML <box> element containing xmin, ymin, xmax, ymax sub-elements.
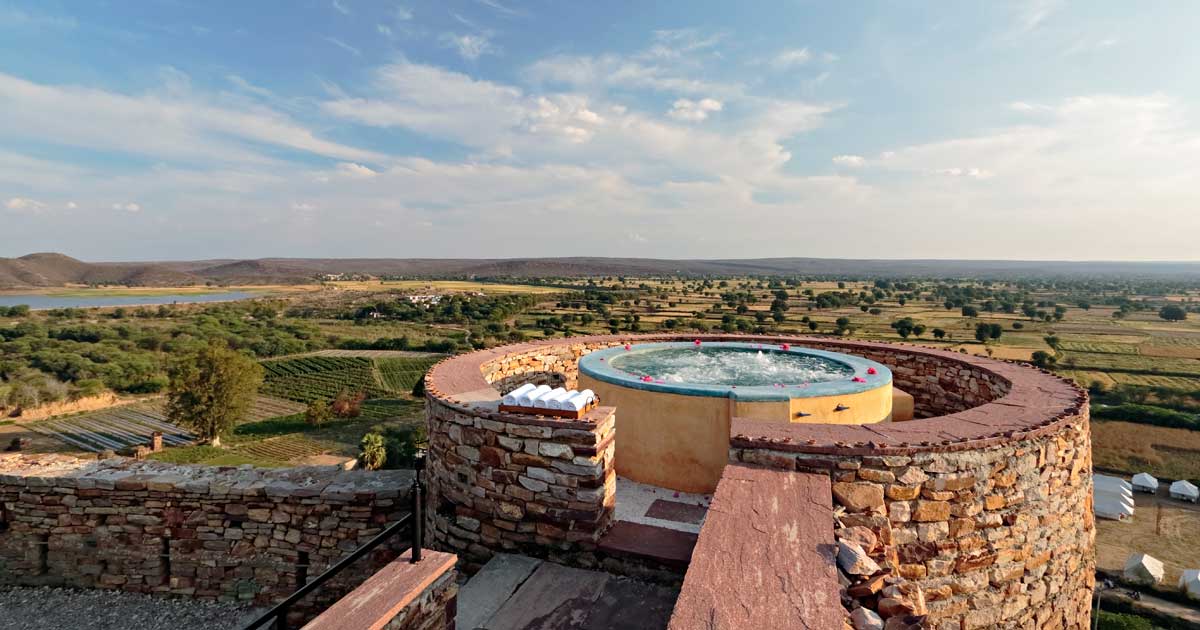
<box><xmin>597</xmin><ymin>521</ymin><xmax>698</xmax><ymax>571</ymax></box>
<box><xmin>459</xmin><ymin>553</ymin><xmax>679</xmax><ymax>630</ymax></box>
<box><xmin>457</xmin><ymin>553</ymin><xmax>542</xmax><ymax>630</ymax></box>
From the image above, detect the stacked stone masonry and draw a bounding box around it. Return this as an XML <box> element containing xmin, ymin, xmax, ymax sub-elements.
<box><xmin>382</xmin><ymin>567</ymin><xmax>458</xmax><ymax>630</ymax></box>
<box><xmin>424</xmin><ymin>334</ymin><xmax>1094</xmax><ymax>629</ymax></box>
<box><xmin>0</xmin><ymin>454</ymin><xmax>416</xmax><ymax>622</ymax></box>
<box><xmin>425</xmin><ymin>396</ymin><xmax>616</xmax><ymax>571</ymax></box>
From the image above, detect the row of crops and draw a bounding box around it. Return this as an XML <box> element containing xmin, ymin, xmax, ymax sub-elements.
<box><xmin>259</xmin><ymin>355</ymin><xmax>440</xmax><ymax>405</ymax></box>
<box><xmin>28</xmin><ymin>402</ymin><xmax>195</xmax><ymax>453</ymax></box>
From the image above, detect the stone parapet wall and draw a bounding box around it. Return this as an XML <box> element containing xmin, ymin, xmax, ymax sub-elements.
<box><xmin>425</xmin><ymin>397</ymin><xmax>616</xmax><ymax>571</ymax></box>
<box><xmin>0</xmin><ymin>454</ymin><xmax>414</xmax><ymax>615</ymax></box>
<box><xmin>732</xmin><ymin>415</ymin><xmax>1094</xmax><ymax>629</ymax></box>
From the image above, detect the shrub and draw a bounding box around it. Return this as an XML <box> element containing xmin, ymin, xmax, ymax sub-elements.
<box><xmin>331</xmin><ymin>389</ymin><xmax>366</xmax><ymax>418</ymax></box>
<box><xmin>359</xmin><ymin>432</ymin><xmax>387</xmax><ymax>470</ymax></box>
<box><xmin>304</xmin><ymin>399</ymin><xmax>332</xmax><ymax>427</ymax></box>
<box><xmin>380</xmin><ymin>424</ymin><xmax>427</xmax><ymax>469</ymax></box>
<box><xmin>1096</xmin><ymin>611</ymin><xmax>1154</xmax><ymax>630</ymax></box>
<box><xmin>1092</xmin><ymin>403</ymin><xmax>1198</xmax><ymax>430</ymax></box>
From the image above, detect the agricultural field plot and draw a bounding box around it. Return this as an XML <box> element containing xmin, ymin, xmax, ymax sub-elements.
<box><xmin>327</xmin><ymin>279</ymin><xmax>564</xmax><ymax>294</ymax></box>
<box><xmin>25</xmin><ymin>402</ymin><xmax>195</xmax><ymax>453</ymax></box>
<box><xmin>232</xmin><ymin>435</ymin><xmax>333</xmax><ymax>465</ymax></box>
<box><xmin>1055</xmin><ymin>340</ymin><xmax>1141</xmax><ymax>355</ymax></box>
<box><xmin>259</xmin><ymin>355</ymin><xmax>439</xmax><ymax>410</ymax></box>
<box><xmin>1091</xmin><ymin>420</ymin><xmax>1200</xmax><ymax>482</ymax></box>
<box><xmin>242</xmin><ymin>395</ymin><xmax>307</xmax><ymax>424</ymax></box>
<box><xmin>260</xmin><ymin>356</ymin><xmax>394</xmax><ymax>401</ymax></box>
<box><xmin>1060</xmin><ymin>351</ymin><xmax>1200</xmax><ymax>376</ymax></box>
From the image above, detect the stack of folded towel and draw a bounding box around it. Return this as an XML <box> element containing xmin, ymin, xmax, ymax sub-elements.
<box><xmin>502</xmin><ymin>383</ymin><xmax>596</xmax><ymax>411</ymax></box>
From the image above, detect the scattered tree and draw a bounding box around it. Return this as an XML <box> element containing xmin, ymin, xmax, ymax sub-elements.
<box><xmin>305</xmin><ymin>399</ymin><xmax>332</xmax><ymax>427</ymax></box>
<box><xmin>1160</xmin><ymin>305</ymin><xmax>1187</xmax><ymax>321</ymax></box>
<box><xmin>165</xmin><ymin>342</ymin><xmax>263</xmax><ymax>446</ymax></box>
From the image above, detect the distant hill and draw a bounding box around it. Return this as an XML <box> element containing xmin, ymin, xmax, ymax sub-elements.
<box><xmin>2</xmin><ymin>252</ymin><xmax>1199</xmax><ymax>289</ymax></box>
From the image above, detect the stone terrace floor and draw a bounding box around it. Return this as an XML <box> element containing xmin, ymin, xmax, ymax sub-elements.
<box><xmin>614</xmin><ymin>476</ymin><xmax>711</xmax><ymax>535</ymax></box>
<box><xmin>457</xmin><ymin>554</ymin><xmax>679</xmax><ymax>630</ymax></box>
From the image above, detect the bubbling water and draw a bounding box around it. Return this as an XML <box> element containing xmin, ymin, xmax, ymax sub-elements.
<box><xmin>610</xmin><ymin>347</ymin><xmax>854</xmax><ymax>387</ymax></box>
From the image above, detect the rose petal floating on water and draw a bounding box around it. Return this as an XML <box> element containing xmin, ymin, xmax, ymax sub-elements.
<box><xmin>624</xmin><ymin>344</ymin><xmax>632</xmax><ymax>351</ymax></box>
<box><xmin>852</xmin><ymin>376</ymin><xmax>867</xmax><ymax>383</ymax></box>
<box><xmin>694</xmin><ymin>339</ymin><xmax>702</xmax><ymax>346</ymax></box>
<box><xmin>867</xmin><ymin>367</ymin><xmax>877</xmax><ymax>375</ymax></box>
<box><xmin>780</xmin><ymin>343</ymin><xmax>790</xmax><ymax>351</ymax></box>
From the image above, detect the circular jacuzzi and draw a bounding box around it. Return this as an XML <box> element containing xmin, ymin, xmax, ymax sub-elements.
<box><xmin>578</xmin><ymin>342</ymin><xmax>895</xmax><ymax>492</ymax></box>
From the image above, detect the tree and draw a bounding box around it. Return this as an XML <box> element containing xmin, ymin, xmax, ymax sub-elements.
<box><xmin>961</xmin><ymin>305</ymin><xmax>979</xmax><ymax>318</ymax></box>
<box><xmin>891</xmin><ymin>317</ymin><xmax>916</xmax><ymax>338</ymax></box>
<box><xmin>932</xmin><ymin>328</ymin><xmax>946</xmax><ymax>339</ymax></box>
<box><xmin>165</xmin><ymin>342</ymin><xmax>263</xmax><ymax>446</ymax></box>
<box><xmin>1030</xmin><ymin>351</ymin><xmax>1057</xmax><ymax>369</ymax></box>
<box><xmin>975</xmin><ymin>323</ymin><xmax>991</xmax><ymax>343</ymax></box>
<box><xmin>359</xmin><ymin>432</ymin><xmax>387</xmax><ymax>470</ymax></box>
<box><xmin>1160</xmin><ymin>305</ymin><xmax>1188</xmax><ymax>321</ymax></box>
<box><xmin>305</xmin><ymin>399</ymin><xmax>332</xmax><ymax>427</ymax></box>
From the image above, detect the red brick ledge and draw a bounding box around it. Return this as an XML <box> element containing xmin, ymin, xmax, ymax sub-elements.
<box><xmin>425</xmin><ymin>334</ymin><xmax>1086</xmax><ymax>455</ymax></box>
<box><xmin>302</xmin><ymin>548</ymin><xmax>456</xmax><ymax>630</ymax></box>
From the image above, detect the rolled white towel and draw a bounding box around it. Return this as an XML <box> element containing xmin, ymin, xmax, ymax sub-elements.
<box><xmin>534</xmin><ymin>387</ymin><xmax>567</xmax><ymax>408</ymax></box>
<box><xmin>516</xmin><ymin>385</ymin><xmax>551</xmax><ymax>407</ymax></box>
<box><xmin>546</xmin><ymin>389</ymin><xmax>579</xmax><ymax>410</ymax></box>
<box><xmin>559</xmin><ymin>389</ymin><xmax>595</xmax><ymax>411</ymax></box>
<box><xmin>502</xmin><ymin>383</ymin><xmax>537</xmax><ymax>406</ymax></box>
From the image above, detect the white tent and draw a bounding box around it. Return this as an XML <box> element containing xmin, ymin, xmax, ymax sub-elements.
<box><xmin>1132</xmin><ymin>472</ymin><xmax>1159</xmax><ymax>494</ymax></box>
<box><xmin>1124</xmin><ymin>553</ymin><xmax>1165</xmax><ymax>585</ymax></box>
<box><xmin>1170</xmin><ymin>480</ymin><xmax>1200</xmax><ymax>503</ymax></box>
<box><xmin>1180</xmin><ymin>569</ymin><xmax>1200</xmax><ymax>600</ymax></box>
<box><xmin>1094</xmin><ymin>489</ymin><xmax>1135</xmax><ymax>512</ymax></box>
<box><xmin>1094</xmin><ymin>474</ymin><xmax>1132</xmax><ymax>492</ymax></box>
<box><xmin>1094</xmin><ymin>494</ymin><xmax>1134</xmax><ymax>521</ymax></box>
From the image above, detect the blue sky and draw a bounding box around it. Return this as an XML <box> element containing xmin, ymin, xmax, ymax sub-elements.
<box><xmin>2</xmin><ymin>1</ymin><xmax>1198</xmax><ymax>261</ymax></box>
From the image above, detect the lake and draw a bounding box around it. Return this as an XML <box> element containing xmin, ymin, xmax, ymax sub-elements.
<box><xmin>0</xmin><ymin>291</ymin><xmax>259</xmax><ymax>310</ymax></box>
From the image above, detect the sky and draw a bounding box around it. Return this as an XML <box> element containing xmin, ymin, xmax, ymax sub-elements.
<box><xmin>2</xmin><ymin>1</ymin><xmax>1199</xmax><ymax>262</ymax></box>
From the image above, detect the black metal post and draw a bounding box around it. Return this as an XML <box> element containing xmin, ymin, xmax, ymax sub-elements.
<box><xmin>274</xmin><ymin>605</ymin><xmax>289</xmax><ymax>630</ymax></box>
<box><xmin>411</xmin><ymin>480</ymin><xmax>423</xmax><ymax>563</ymax></box>
<box><xmin>411</xmin><ymin>450</ymin><xmax>425</xmax><ymax>563</ymax></box>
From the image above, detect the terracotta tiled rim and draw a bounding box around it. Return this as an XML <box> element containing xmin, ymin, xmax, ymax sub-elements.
<box><xmin>423</xmin><ymin>333</ymin><xmax>1087</xmax><ymax>455</ymax></box>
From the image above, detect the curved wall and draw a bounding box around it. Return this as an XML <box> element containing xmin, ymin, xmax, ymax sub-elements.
<box><xmin>424</xmin><ymin>334</ymin><xmax>1093</xmax><ymax>629</ymax></box>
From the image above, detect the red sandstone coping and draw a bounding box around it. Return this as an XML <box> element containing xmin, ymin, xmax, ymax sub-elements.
<box><xmin>301</xmin><ymin>548</ymin><xmax>457</xmax><ymax>630</ymax></box>
<box><xmin>667</xmin><ymin>464</ymin><xmax>841</xmax><ymax>630</ymax></box>
<box><xmin>425</xmin><ymin>334</ymin><xmax>1087</xmax><ymax>455</ymax></box>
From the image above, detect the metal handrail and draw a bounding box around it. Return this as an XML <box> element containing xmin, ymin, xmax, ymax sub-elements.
<box><xmin>243</xmin><ymin>478</ymin><xmax>424</xmax><ymax>630</ymax></box>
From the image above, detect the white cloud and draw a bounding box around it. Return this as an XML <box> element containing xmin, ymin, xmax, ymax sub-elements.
<box><xmin>667</xmin><ymin>98</ymin><xmax>722</xmax><ymax>122</ymax></box>
<box><xmin>832</xmin><ymin>154</ymin><xmax>866</xmax><ymax>167</ymax></box>
<box><xmin>377</xmin><ymin>24</ymin><xmax>393</xmax><ymax>37</ymax></box>
<box><xmin>5</xmin><ymin>197</ymin><xmax>46</xmax><ymax>212</ymax></box>
<box><xmin>771</xmin><ymin>48</ymin><xmax>811</xmax><ymax>69</ymax></box>
<box><xmin>476</xmin><ymin>0</ymin><xmax>521</xmax><ymax>16</ymax></box>
<box><xmin>336</xmin><ymin>162</ymin><xmax>378</xmax><ymax>178</ymax></box>
<box><xmin>111</xmin><ymin>202</ymin><xmax>141</xmax><ymax>212</ymax></box>
<box><xmin>226</xmin><ymin>74</ymin><xmax>273</xmax><ymax>99</ymax></box>
<box><xmin>65</xmin><ymin>201</ymin><xmax>77</xmax><ymax>209</ymax></box>
<box><xmin>396</xmin><ymin>6</ymin><xmax>413</xmax><ymax>20</ymax></box>
<box><xmin>0</xmin><ymin>71</ymin><xmax>382</xmax><ymax>164</ymax></box>
<box><xmin>440</xmin><ymin>33</ymin><xmax>496</xmax><ymax>60</ymax></box>
<box><xmin>324</xmin><ymin>37</ymin><xmax>361</xmax><ymax>56</ymax></box>
<box><xmin>331</xmin><ymin>0</ymin><xmax>350</xmax><ymax>15</ymax></box>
